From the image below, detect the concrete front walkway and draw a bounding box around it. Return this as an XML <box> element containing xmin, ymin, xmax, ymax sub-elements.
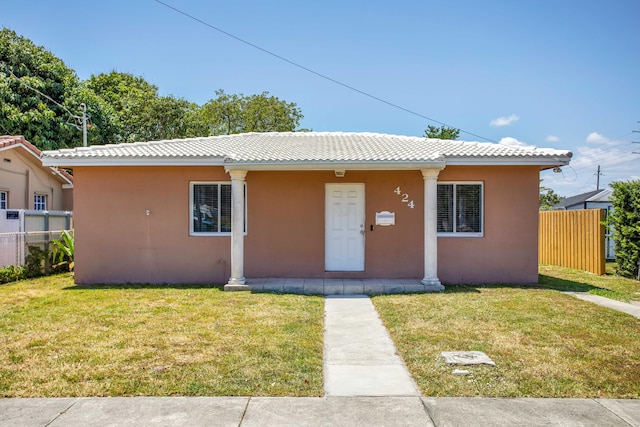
<box><xmin>323</xmin><ymin>295</ymin><xmax>419</xmax><ymax>396</ymax></box>
<box><xmin>564</xmin><ymin>291</ymin><xmax>640</xmax><ymax>319</ymax></box>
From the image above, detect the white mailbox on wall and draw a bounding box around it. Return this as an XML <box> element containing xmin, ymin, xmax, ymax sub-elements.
<box><xmin>375</xmin><ymin>211</ymin><xmax>395</xmax><ymax>226</ymax></box>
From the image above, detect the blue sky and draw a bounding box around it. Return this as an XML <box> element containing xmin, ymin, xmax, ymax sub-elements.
<box><xmin>2</xmin><ymin>0</ymin><xmax>639</xmax><ymax>196</ymax></box>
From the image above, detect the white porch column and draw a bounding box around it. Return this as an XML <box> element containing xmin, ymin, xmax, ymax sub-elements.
<box><xmin>421</xmin><ymin>169</ymin><xmax>445</xmax><ymax>291</ymax></box>
<box><xmin>225</xmin><ymin>169</ymin><xmax>248</xmax><ymax>290</ymax></box>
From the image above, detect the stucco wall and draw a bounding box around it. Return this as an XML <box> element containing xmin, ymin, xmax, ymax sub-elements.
<box><xmin>73</xmin><ymin>166</ymin><xmax>231</xmax><ymax>285</ymax></box>
<box><xmin>437</xmin><ymin>165</ymin><xmax>540</xmax><ymax>284</ymax></box>
<box><xmin>72</xmin><ymin>165</ymin><xmax>540</xmax><ymax>285</ymax></box>
<box><xmin>0</xmin><ymin>148</ymin><xmax>69</xmax><ymax>210</ymax></box>
<box><xmin>245</xmin><ymin>170</ymin><xmax>425</xmax><ymax>279</ymax></box>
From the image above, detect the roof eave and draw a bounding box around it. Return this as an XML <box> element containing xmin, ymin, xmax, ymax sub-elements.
<box><xmin>1</xmin><ymin>142</ymin><xmax>73</xmax><ymax>186</ymax></box>
<box><xmin>445</xmin><ymin>156</ymin><xmax>572</xmax><ymax>168</ymax></box>
<box><xmin>41</xmin><ymin>156</ymin><xmax>227</xmax><ymax>167</ymax></box>
<box><xmin>224</xmin><ymin>160</ymin><xmax>447</xmax><ymax>172</ymax></box>
<box><xmin>586</xmin><ymin>189</ymin><xmax>612</xmax><ymax>202</ymax></box>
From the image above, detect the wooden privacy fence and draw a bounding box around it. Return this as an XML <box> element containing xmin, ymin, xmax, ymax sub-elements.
<box><xmin>539</xmin><ymin>209</ymin><xmax>606</xmax><ymax>275</ymax></box>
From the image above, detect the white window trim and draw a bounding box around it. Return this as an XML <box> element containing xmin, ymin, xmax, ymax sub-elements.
<box><xmin>0</xmin><ymin>190</ymin><xmax>7</xmax><ymax>210</ymax></box>
<box><xmin>189</xmin><ymin>181</ymin><xmax>247</xmax><ymax>236</ymax></box>
<box><xmin>34</xmin><ymin>193</ymin><xmax>48</xmax><ymax>211</ymax></box>
<box><xmin>437</xmin><ymin>181</ymin><xmax>484</xmax><ymax>238</ymax></box>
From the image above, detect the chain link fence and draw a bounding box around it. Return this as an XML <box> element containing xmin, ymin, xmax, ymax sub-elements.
<box><xmin>0</xmin><ymin>230</ymin><xmax>67</xmax><ymax>273</ymax></box>
<box><xmin>0</xmin><ymin>210</ymin><xmax>73</xmax><ymax>273</ymax></box>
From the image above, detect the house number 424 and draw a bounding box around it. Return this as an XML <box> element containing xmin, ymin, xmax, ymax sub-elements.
<box><xmin>394</xmin><ymin>187</ymin><xmax>415</xmax><ymax>208</ymax></box>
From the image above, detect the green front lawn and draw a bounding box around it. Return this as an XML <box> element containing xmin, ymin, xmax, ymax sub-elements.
<box><xmin>0</xmin><ymin>275</ymin><xmax>324</xmax><ymax>397</ymax></box>
<box><xmin>373</xmin><ymin>266</ymin><xmax>640</xmax><ymax>398</ymax></box>
<box><xmin>539</xmin><ymin>263</ymin><xmax>640</xmax><ymax>303</ymax></box>
<box><xmin>2</xmin><ymin>265</ymin><xmax>639</xmax><ymax>399</ymax></box>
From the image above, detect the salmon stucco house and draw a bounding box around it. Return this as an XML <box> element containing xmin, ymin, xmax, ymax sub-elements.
<box><xmin>41</xmin><ymin>132</ymin><xmax>571</xmax><ymax>293</ymax></box>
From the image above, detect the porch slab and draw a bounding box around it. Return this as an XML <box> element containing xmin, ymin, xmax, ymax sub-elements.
<box><xmin>240</xmin><ymin>279</ymin><xmax>445</xmax><ymax>295</ymax></box>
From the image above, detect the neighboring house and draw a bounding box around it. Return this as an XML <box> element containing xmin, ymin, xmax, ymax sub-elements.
<box><xmin>41</xmin><ymin>132</ymin><xmax>571</xmax><ymax>289</ymax></box>
<box><xmin>553</xmin><ymin>188</ymin><xmax>615</xmax><ymax>260</ymax></box>
<box><xmin>0</xmin><ymin>136</ymin><xmax>73</xmax><ymax>211</ymax></box>
<box><xmin>553</xmin><ymin>188</ymin><xmax>612</xmax><ymax>211</ymax></box>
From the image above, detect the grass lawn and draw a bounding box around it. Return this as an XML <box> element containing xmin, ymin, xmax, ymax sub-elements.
<box><xmin>539</xmin><ymin>263</ymin><xmax>640</xmax><ymax>303</ymax></box>
<box><xmin>0</xmin><ymin>274</ymin><xmax>324</xmax><ymax>397</ymax></box>
<box><xmin>373</xmin><ymin>265</ymin><xmax>640</xmax><ymax>398</ymax></box>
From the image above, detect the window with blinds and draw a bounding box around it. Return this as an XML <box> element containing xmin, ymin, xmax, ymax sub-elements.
<box><xmin>191</xmin><ymin>182</ymin><xmax>242</xmax><ymax>235</ymax></box>
<box><xmin>437</xmin><ymin>183</ymin><xmax>483</xmax><ymax>235</ymax></box>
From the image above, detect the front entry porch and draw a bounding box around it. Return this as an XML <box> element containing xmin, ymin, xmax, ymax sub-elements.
<box><xmin>224</xmin><ymin>168</ymin><xmax>445</xmax><ymax>292</ymax></box>
<box><xmin>225</xmin><ymin>278</ymin><xmax>445</xmax><ymax>295</ymax></box>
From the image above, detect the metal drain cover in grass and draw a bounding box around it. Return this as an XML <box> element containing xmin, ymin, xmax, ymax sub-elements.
<box><xmin>441</xmin><ymin>351</ymin><xmax>496</xmax><ymax>366</ymax></box>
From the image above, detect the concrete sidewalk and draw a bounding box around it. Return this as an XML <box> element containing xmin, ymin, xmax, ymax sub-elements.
<box><xmin>564</xmin><ymin>291</ymin><xmax>640</xmax><ymax>319</ymax></box>
<box><xmin>2</xmin><ymin>396</ymin><xmax>640</xmax><ymax>426</ymax></box>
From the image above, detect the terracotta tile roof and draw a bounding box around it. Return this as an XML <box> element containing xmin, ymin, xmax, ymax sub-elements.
<box><xmin>0</xmin><ymin>135</ymin><xmax>73</xmax><ymax>183</ymax></box>
<box><xmin>0</xmin><ymin>135</ymin><xmax>42</xmax><ymax>156</ymax></box>
<box><xmin>41</xmin><ymin>132</ymin><xmax>572</xmax><ymax>168</ymax></box>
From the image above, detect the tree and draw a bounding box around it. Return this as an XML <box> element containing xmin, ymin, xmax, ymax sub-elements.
<box><xmin>609</xmin><ymin>180</ymin><xmax>640</xmax><ymax>278</ymax></box>
<box><xmin>196</xmin><ymin>89</ymin><xmax>303</xmax><ymax>135</ymax></box>
<box><xmin>86</xmin><ymin>71</ymin><xmax>199</xmax><ymax>143</ymax></box>
<box><xmin>2</xmin><ymin>30</ymin><xmax>306</xmax><ymax>149</ymax></box>
<box><xmin>539</xmin><ymin>180</ymin><xmax>562</xmax><ymax>210</ymax></box>
<box><xmin>1</xmin><ymin>28</ymin><xmax>78</xmax><ymax>149</ymax></box>
<box><xmin>424</xmin><ymin>125</ymin><xmax>460</xmax><ymax>140</ymax></box>
<box><xmin>62</xmin><ymin>83</ymin><xmax>120</xmax><ymax>146</ymax></box>
<box><xmin>0</xmin><ymin>28</ymin><xmax>117</xmax><ymax>148</ymax></box>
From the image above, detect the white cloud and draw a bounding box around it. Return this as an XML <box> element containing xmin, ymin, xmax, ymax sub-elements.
<box><xmin>540</xmin><ymin>143</ymin><xmax>640</xmax><ymax>197</ymax></box>
<box><xmin>546</xmin><ymin>135</ymin><xmax>560</xmax><ymax>142</ymax></box>
<box><xmin>498</xmin><ymin>137</ymin><xmax>535</xmax><ymax>149</ymax></box>
<box><xmin>586</xmin><ymin>132</ymin><xmax>608</xmax><ymax>144</ymax></box>
<box><xmin>490</xmin><ymin>114</ymin><xmax>520</xmax><ymax>127</ymax></box>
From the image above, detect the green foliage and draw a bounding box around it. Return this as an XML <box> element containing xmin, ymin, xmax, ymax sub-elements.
<box><xmin>0</xmin><ymin>28</ymin><xmax>119</xmax><ymax>148</ymax></box>
<box><xmin>424</xmin><ymin>125</ymin><xmax>460</xmax><ymax>140</ymax></box>
<box><xmin>52</xmin><ymin>230</ymin><xmax>74</xmax><ymax>272</ymax></box>
<box><xmin>609</xmin><ymin>180</ymin><xmax>640</xmax><ymax>278</ymax></box>
<box><xmin>0</xmin><ymin>28</ymin><xmax>78</xmax><ymax>149</ymax></box>
<box><xmin>24</xmin><ymin>245</ymin><xmax>47</xmax><ymax>278</ymax></box>
<box><xmin>0</xmin><ymin>231</ymin><xmax>74</xmax><ymax>284</ymax></box>
<box><xmin>85</xmin><ymin>71</ymin><xmax>200</xmax><ymax>143</ymax></box>
<box><xmin>2</xmin><ymin>29</ymin><xmax>305</xmax><ymax>150</ymax></box>
<box><xmin>0</xmin><ymin>265</ymin><xmax>26</xmax><ymax>284</ymax></box>
<box><xmin>539</xmin><ymin>179</ymin><xmax>562</xmax><ymax>210</ymax></box>
<box><xmin>196</xmin><ymin>89</ymin><xmax>303</xmax><ymax>135</ymax></box>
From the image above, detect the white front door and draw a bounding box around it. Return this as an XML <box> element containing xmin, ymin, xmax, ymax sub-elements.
<box><xmin>325</xmin><ymin>183</ymin><xmax>365</xmax><ymax>271</ymax></box>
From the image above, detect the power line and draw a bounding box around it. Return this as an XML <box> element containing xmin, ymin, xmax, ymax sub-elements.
<box><xmin>582</xmin><ymin>131</ymin><xmax>633</xmax><ymax>151</ymax></box>
<box><xmin>153</xmin><ymin>0</ymin><xmax>497</xmax><ymax>142</ymax></box>
<box><xmin>1</xmin><ymin>62</ymin><xmax>91</xmax><ymax>145</ymax></box>
<box><xmin>1</xmin><ymin>63</ymin><xmax>82</xmax><ymax>122</ymax></box>
<box><xmin>568</xmin><ymin>140</ymin><xmax>636</xmax><ymax>175</ymax></box>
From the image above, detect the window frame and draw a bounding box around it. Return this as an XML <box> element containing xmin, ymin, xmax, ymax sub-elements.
<box><xmin>436</xmin><ymin>181</ymin><xmax>484</xmax><ymax>237</ymax></box>
<box><xmin>189</xmin><ymin>181</ymin><xmax>247</xmax><ymax>236</ymax></box>
<box><xmin>0</xmin><ymin>191</ymin><xmax>7</xmax><ymax>209</ymax></box>
<box><xmin>33</xmin><ymin>193</ymin><xmax>47</xmax><ymax>211</ymax></box>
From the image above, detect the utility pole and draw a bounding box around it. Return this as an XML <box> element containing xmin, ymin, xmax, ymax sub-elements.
<box><xmin>80</xmin><ymin>103</ymin><xmax>87</xmax><ymax>147</ymax></box>
<box><xmin>595</xmin><ymin>165</ymin><xmax>602</xmax><ymax>190</ymax></box>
